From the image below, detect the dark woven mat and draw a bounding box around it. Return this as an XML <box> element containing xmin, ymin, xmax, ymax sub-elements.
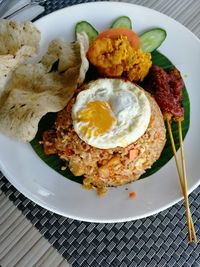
<box><xmin>1</xmin><ymin>1</ymin><xmax>200</xmax><ymax>266</ymax></box>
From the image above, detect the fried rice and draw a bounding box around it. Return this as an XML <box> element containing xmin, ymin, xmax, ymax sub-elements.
<box><xmin>43</xmin><ymin>82</ymin><xmax>166</xmax><ymax>195</ymax></box>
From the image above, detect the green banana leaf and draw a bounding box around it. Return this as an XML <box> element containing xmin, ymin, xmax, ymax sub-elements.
<box><xmin>30</xmin><ymin>50</ymin><xmax>190</xmax><ymax>183</ymax></box>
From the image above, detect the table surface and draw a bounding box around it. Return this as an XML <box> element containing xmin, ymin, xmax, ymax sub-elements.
<box><xmin>1</xmin><ymin>1</ymin><xmax>200</xmax><ymax>267</ymax></box>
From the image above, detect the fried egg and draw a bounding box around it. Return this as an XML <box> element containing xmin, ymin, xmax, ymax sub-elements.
<box><xmin>72</xmin><ymin>78</ymin><xmax>151</xmax><ymax>149</ymax></box>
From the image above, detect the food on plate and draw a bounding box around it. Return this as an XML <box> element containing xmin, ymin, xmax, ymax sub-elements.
<box><xmin>143</xmin><ymin>65</ymin><xmax>184</xmax><ymax>119</ymax></box>
<box><xmin>75</xmin><ymin>21</ymin><xmax>98</xmax><ymax>43</ymax></box>
<box><xmin>0</xmin><ymin>20</ymin><xmax>41</xmax><ymax>95</ymax></box>
<box><xmin>111</xmin><ymin>16</ymin><xmax>132</xmax><ymax>29</ymax></box>
<box><xmin>139</xmin><ymin>28</ymin><xmax>167</xmax><ymax>52</ymax></box>
<box><xmin>87</xmin><ymin>28</ymin><xmax>152</xmax><ymax>82</ymax></box>
<box><xmin>129</xmin><ymin>191</ymin><xmax>136</xmax><ymax>199</ymax></box>
<box><xmin>72</xmin><ymin>79</ymin><xmax>151</xmax><ymax>149</ymax></box>
<box><xmin>41</xmin><ymin>33</ymin><xmax>89</xmax><ymax>75</ymax></box>
<box><xmin>42</xmin><ymin>78</ymin><xmax>166</xmax><ymax>195</ymax></box>
<box><xmin>94</xmin><ymin>28</ymin><xmax>140</xmax><ymax>48</ymax></box>
<box><xmin>0</xmin><ymin>20</ymin><xmax>40</xmax><ymax>55</ymax></box>
<box><xmin>0</xmin><ymin>46</ymin><xmax>38</xmax><ymax>95</ymax></box>
<box><xmin>0</xmin><ymin>31</ymin><xmax>89</xmax><ymax>141</ymax></box>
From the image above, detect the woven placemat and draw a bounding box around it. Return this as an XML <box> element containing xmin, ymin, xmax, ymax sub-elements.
<box><xmin>1</xmin><ymin>0</ymin><xmax>200</xmax><ymax>266</ymax></box>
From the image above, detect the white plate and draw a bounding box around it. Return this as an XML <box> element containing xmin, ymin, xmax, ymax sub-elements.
<box><xmin>1</xmin><ymin>2</ymin><xmax>200</xmax><ymax>223</ymax></box>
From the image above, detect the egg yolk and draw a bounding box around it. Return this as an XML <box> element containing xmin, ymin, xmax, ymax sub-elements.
<box><xmin>77</xmin><ymin>100</ymin><xmax>116</xmax><ymax>138</ymax></box>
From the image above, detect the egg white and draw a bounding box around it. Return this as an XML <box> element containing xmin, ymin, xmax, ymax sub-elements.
<box><xmin>72</xmin><ymin>78</ymin><xmax>151</xmax><ymax>149</ymax></box>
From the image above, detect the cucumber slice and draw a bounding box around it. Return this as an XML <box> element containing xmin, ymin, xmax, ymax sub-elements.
<box><xmin>139</xmin><ymin>28</ymin><xmax>167</xmax><ymax>52</ymax></box>
<box><xmin>75</xmin><ymin>21</ymin><xmax>98</xmax><ymax>43</ymax></box>
<box><xmin>111</xmin><ymin>16</ymin><xmax>132</xmax><ymax>29</ymax></box>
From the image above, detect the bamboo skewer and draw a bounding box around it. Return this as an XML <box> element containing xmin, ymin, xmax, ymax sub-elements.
<box><xmin>166</xmin><ymin>117</ymin><xmax>197</xmax><ymax>242</ymax></box>
<box><xmin>177</xmin><ymin>119</ymin><xmax>197</xmax><ymax>242</ymax></box>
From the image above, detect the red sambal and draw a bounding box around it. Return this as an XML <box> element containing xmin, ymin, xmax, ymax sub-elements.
<box><xmin>143</xmin><ymin>65</ymin><xmax>184</xmax><ymax>119</ymax></box>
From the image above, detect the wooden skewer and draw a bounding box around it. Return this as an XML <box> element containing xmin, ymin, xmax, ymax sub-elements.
<box><xmin>177</xmin><ymin>119</ymin><xmax>197</xmax><ymax>242</ymax></box>
<box><xmin>166</xmin><ymin>117</ymin><xmax>197</xmax><ymax>242</ymax></box>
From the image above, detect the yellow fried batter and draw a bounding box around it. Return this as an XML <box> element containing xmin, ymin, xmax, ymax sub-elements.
<box><xmin>87</xmin><ymin>36</ymin><xmax>152</xmax><ymax>82</ymax></box>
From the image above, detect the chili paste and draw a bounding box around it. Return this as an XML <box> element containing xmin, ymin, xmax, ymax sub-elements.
<box><xmin>143</xmin><ymin>65</ymin><xmax>184</xmax><ymax>118</ymax></box>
